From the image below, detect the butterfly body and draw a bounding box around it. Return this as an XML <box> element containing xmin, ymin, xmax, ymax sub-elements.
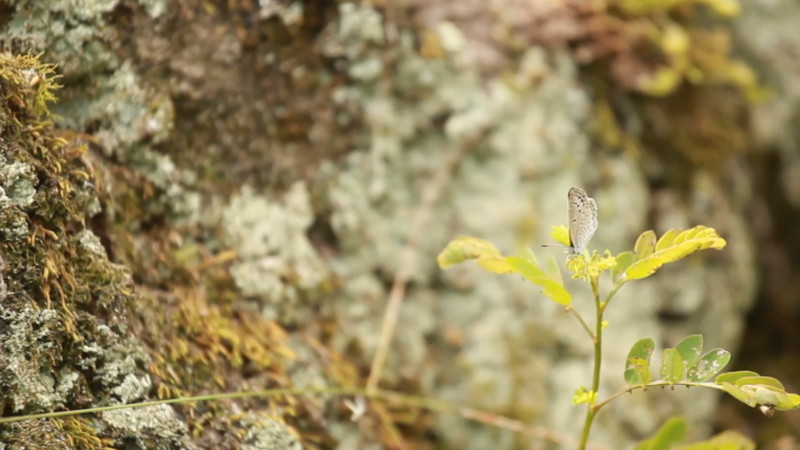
<box><xmin>567</xmin><ymin>187</ymin><xmax>598</xmax><ymax>256</ymax></box>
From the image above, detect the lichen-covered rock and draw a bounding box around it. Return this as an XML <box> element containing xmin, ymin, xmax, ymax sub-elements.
<box><xmin>0</xmin><ymin>0</ymin><xmax>766</xmax><ymax>448</ymax></box>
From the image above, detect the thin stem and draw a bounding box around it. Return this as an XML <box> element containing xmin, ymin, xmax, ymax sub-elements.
<box><xmin>565</xmin><ymin>305</ymin><xmax>594</xmax><ymax>340</ymax></box>
<box><xmin>578</xmin><ymin>277</ymin><xmax>604</xmax><ymax>450</ymax></box>
<box><xmin>0</xmin><ymin>385</ymin><xmax>589</xmax><ymax>447</ymax></box>
<box><xmin>593</xmin><ymin>381</ymin><xmax>721</xmax><ymax>412</ymax></box>
<box><xmin>366</xmin><ymin>136</ymin><xmax>475</xmax><ymax>392</ymax></box>
<box><xmin>602</xmin><ymin>282</ymin><xmax>624</xmax><ymax>310</ymax></box>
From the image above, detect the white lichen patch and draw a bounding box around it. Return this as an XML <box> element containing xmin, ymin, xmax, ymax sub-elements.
<box><xmin>240</xmin><ymin>414</ymin><xmax>303</xmax><ymax>450</ymax></box>
<box><xmin>0</xmin><ymin>161</ymin><xmax>37</xmax><ymax>208</ymax></box>
<box><xmin>0</xmin><ymin>306</ymin><xmax>62</xmax><ymax>411</ymax></box>
<box><xmin>222</xmin><ymin>182</ymin><xmax>327</xmax><ymax>320</ymax></box>
<box><xmin>102</xmin><ymin>404</ymin><xmax>188</xmax><ymax>439</ymax></box>
<box><xmin>111</xmin><ymin>373</ymin><xmax>152</xmax><ymax>404</ymax></box>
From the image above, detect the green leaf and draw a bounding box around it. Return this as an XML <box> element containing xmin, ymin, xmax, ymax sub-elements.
<box><xmin>625</xmin><ymin>338</ymin><xmax>655</xmax><ymax>386</ymax></box>
<box><xmin>634</xmin><ymin>416</ymin><xmax>686</xmax><ymax>450</ymax></box>
<box><xmin>506</xmin><ymin>256</ymin><xmax>572</xmax><ymax>305</ymax></box>
<box><xmin>715</xmin><ymin>371</ymin><xmax>759</xmax><ymax>385</ymax></box>
<box><xmin>660</xmin><ymin>348</ymin><xmax>683</xmax><ymax>384</ymax></box>
<box><xmin>505</xmin><ymin>254</ymin><xmax>544</xmax><ymax>278</ymax></box>
<box><xmin>719</xmin><ymin>382</ymin><xmax>757</xmax><ymax>407</ymax></box>
<box><xmin>778</xmin><ymin>393</ymin><xmax>800</xmax><ymax>411</ymax></box>
<box><xmin>437</xmin><ymin>237</ymin><xmax>502</xmax><ymax>269</ymax></box>
<box><xmin>437</xmin><ymin>239</ymin><xmax>571</xmax><ymax>304</ymax></box>
<box><xmin>679</xmin><ymin>429</ymin><xmax>755</xmax><ymax>450</ymax></box>
<box><xmin>730</xmin><ymin>375</ymin><xmax>800</xmax><ymax>411</ymax></box>
<box><xmin>634</xmin><ymin>230</ymin><xmax>657</xmax><ymax>259</ymax></box>
<box><xmin>624</xmin><ymin>226</ymin><xmax>726</xmax><ymax>280</ymax></box>
<box><xmin>675</xmin><ymin>334</ymin><xmax>703</xmax><ymax>370</ymax></box>
<box><xmin>721</xmin><ymin>377</ymin><xmax>800</xmax><ymax>412</ymax></box>
<box><xmin>739</xmin><ymin>384</ymin><xmax>795</xmax><ymax>410</ymax></box>
<box><xmin>687</xmin><ymin>349</ymin><xmax>730</xmax><ymax>381</ymax></box>
<box><xmin>612</xmin><ymin>251</ymin><xmax>635</xmax><ymax>281</ymax></box>
<box><xmin>703</xmin><ymin>430</ymin><xmax>755</xmax><ymax>449</ymax></box>
<box><xmin>735</xmin><ymin>376</ymin><xmax>785</xmax><ymax>390</ymax></box>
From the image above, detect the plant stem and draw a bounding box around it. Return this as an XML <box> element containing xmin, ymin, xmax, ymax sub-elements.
<box><xmin>593</xmin><ymin>381</ymin><xmax>721</xmax><ymax>412</ymax></box>
<box><xmin>578</xmin><ymin>277</ymin><xmax>604</xmax><ymax>450</ymax></box>
<box><xmin>566</xmin><ymin>305</ymin><xmax>594</xmax><ymax>340</ymax></box>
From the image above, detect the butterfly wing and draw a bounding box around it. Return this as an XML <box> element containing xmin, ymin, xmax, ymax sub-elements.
<box><xmin>568</xmin><ymin>187</ymin><xmax>598</xmax><ymax>255</ymax></box>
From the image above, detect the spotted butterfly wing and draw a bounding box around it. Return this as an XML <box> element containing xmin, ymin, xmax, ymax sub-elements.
<box><xmin>568</xmin><ymin>187</ymin><xmax>598</xmax><ymax>256</ymax></box>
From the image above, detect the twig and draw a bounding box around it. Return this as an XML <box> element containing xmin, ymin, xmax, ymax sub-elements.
<box><xmin>366</xmin><ymin>134</ymin><xmax>478</xmax><ymax>392</ymax></box>
<box><xmin>0</xmin><ymin>386</ymin><xmax>586</xmax><ymax>447</ymax></box>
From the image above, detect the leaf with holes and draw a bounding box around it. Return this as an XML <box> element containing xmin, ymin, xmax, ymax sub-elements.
<box><xmin>625</xmin><ymin>338</ymin><xmax>655</xmax><ymax>386</ymax></box>
<box><xmin>687</xmin><ymin>349</ymin><xmax>730</xmax><ymax>381</ymax></box>
<box><xmin>675</xmin><ymin>334</ymin><xmax>703</xmax><ymax>371</ymax></box>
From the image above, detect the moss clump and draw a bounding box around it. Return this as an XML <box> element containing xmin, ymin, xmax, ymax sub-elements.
<box><xmin>0</xmin><ymin>52</ymin><xmax>60</xmax><ymax>120</ymax></box>
<box><xmin>0</xmin><ymin>52</ymin><xmax>178</xmax><ymax>446</ymax></box>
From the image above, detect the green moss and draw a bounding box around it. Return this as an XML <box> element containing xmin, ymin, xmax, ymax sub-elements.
<box><xmin>0</xmin><ymin>52</ymin><xmax>60</xmax><ymax>119</ymax></box>
<box><xmin>0</xmin><ymin>51</ymin><xmax>162</xmax><ymax>447</ymax></box>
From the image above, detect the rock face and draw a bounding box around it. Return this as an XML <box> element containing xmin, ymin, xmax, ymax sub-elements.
<box><xmin>0</xmin><ymin>1</ymin><xmax>775</xmax><ymax>448</ymax></box>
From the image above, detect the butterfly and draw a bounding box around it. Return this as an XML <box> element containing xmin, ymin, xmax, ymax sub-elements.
<box><xmin>567</xmin><ymin>187</ymin><xmax>598</xmax><ymax>256</ymax></box>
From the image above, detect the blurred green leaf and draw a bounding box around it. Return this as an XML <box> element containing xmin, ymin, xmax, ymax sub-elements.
<box><xmin>476</xmin><ymin>256</ymin><xmax>514</xmax><ymax>273</ymax></box>
<box><xmin>625</xmin><ymin>338</ymin><xmax>655</xmax><ymax>386</ymax></box>
<box><xmin>506</xmin><ymin>256</ymin><xmax>572</xmax><ymax>305</ymax></box>
<box><xmin>634</xmin><ymin>416</ymin><xmax>686</xmax><ymax>450</ymax></box>
<box><xmin>660</xmin><ymin>348</ymin><xmax>683</xmax><ymax>384</ymax></box>
<box><xmin>675</xmin><ymin>335</ymin><xmax>703</xmax><ymax>370</ymax></box>
<box><xmin>437</xmin><ymin>236</ymin><xmax>501</xmax><ymax>269</ymax></box>
<box><xmin>546</xmin><ymin>255</ymin><xmax>565</xmax><ymax>286</ymax></box>
<box><xmin>679</xmin><ymin>429</ymin><xmax>755</xmax><ymax>450</ymax></box>
<box><xmin>634</xmin><ymin>230</ymin><xmax>657</xmax><ymax>259</ymax></box>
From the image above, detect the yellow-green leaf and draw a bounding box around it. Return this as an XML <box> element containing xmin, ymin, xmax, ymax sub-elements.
<box><xmin>613</xmin><ymin>251</ymin><xmax>635</xmax><ymax>282</ymax></box>
<box><xmin>625</xmin><ymin>338</ymin><xmax>655</xmax><ymax>386</ymax></box>
<box><xmin>660</xmin><ymin>348</ymin><xmax>683</xmax><ymax>384</ymax></box>
<box><xmin>699</xmin><ymin>0</ymin><xmax>741</xmax><ymax>18</ymax></box>
<box><xmin>550</xmin><ymin>225</ymin><xmax>570</xmax><ymax>247</ymax></box>
<box><xmin>720</xmin><ymin>382</ymin><xmax>757</xmax><ymax>407</ymax></box>
<box><xmin>715</xmin><ymin>371</ymin><xmax>759</xmax><ymax>385</ymax></box>
<box><xmin>735</xmin><ymin>376</ymin><xmax>785</xmax><ymax>390</ymax></box>
<box><xmin>655</xmin><ymin>229</ymin><xmax>680</xmax><ymax>251</ymax></box>
<box><xmin>546</xmin><ymin>256</ymin><xmax>565</xmax><ymax>286</ymax></box>
<box><xmin>679</xmin><ymin>429</ymin><xmax>755</xmax><ymax>450</ymax></box>
<box><xmin>437</xmin><ymin>236</ymin><xmax>502</xmax><ymax>269</ymax></box>
<box><xmin>634</xmin><ymin>230</ymin><xmax>657</xmax><ymax>259</ymax></box>
<box><xmin>646</xmin><ymin>416</ymin><xmax>686</xmax><ymax>450</ymax></box>
<box><xmin>739</xmin><ymin>384</ymin><xmax>793</xmax><ymax>410</ymax></box>
<box><xmin>624</xmin><ymin>226</ymin><xmax>727</xmax><ymax>280</ymax></box>
<box><xmin>476</xmin><ymin>256</ymin><xmax>515</xmax><ymax>273</ymax></box>
<box><xmin>506</xmin><ymin>256</ymin><xmax>572</xmax><ymax>305</ymax></box>
<box><xmin>778</xmin><ymin>393</ymin><xmax>800</xmax><ymax>411</ymax></box>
